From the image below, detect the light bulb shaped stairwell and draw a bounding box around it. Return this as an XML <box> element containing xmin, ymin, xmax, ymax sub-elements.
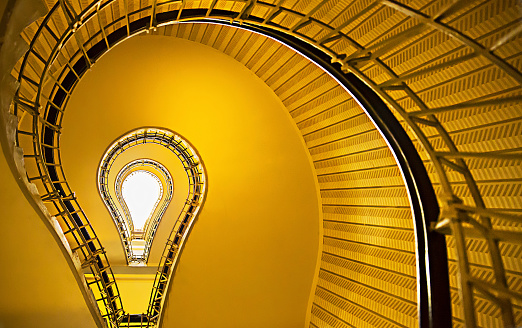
<box><xmin>113</xmin><ymin>159</ymin><xmax>173</xmax><ymax>264</ymax></box>
<box><xmin>97</xmin><ymin>128</ymin><xmax>207</xmax><ymax>325</ymax></box>
<box><xmin>121</xmin><ymin>170</ymin><xmax>162</xmax><ymax>260</ymax></box>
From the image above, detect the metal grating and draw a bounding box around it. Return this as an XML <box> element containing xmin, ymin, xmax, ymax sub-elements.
<box><xmin>7</xmin><ymin>0</ymin><xmax>522</xmax><ymax>327</ymax></box>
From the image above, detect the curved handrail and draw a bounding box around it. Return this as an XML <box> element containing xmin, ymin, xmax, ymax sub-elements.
<box><xmin>101</xmin><ymin>158</ymin><xmax>174</xmax><ymax>264</ymax></box>
<box><xmin>11</xmin><ymin>1</ymin><xmax>522</xmax><ymax>327</ymax></box>
<box><xmin>97</xmin><ymin>128</ymin><xmax>206</xmax><ymax>326</ymax></box>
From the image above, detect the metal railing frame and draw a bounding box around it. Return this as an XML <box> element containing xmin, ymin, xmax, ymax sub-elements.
<box><xmin>101</xmin><ymin>158</ymin><xmax>173</xmax><ymax>264</ymax></box>
<box><xmin>11</xmin><ymin>0</ymin><xmax>521</xmax><ymax>327</ymax></box>
<box><xmin>96</xmin><ymin>128</ymin><xmax>206</xmax><ymax>327</ymax></box>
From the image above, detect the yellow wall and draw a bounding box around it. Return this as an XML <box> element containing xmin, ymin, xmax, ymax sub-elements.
<box><xmin>0</xmin><ymin>143</ymin><xmax>99</xmax><ymax>328</ymax></box>
<box><xmin>3</xmin><ymin>0</ymin><xmax>521</xmax><ymax>326</ymax></box>
<box><xmin>59</xmin><ymin>36</ymin><xmax>321</xmax><ymax>326</ymax></box>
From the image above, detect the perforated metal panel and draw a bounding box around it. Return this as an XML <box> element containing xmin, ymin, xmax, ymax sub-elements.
<box><xmin>9</xmin><ymin>0</ymin><xmax>522</xmax><ymax>327</ymax></box>
<box><xmin>151</xmin><ymin>24</ymin><xmax>420</xmax><ymax>327</ymax></box>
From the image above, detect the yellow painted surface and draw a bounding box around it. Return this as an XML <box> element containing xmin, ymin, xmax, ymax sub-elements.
<box><xmin>113</xmin><ymin>274</ymin><xmax>156</xmax><ymax>314</ymax></box>
<box><xmin>106</xmin><ymin>143</ymin><xmax>190</xmax><ymax>266</ymax></box>
<box><xmin>60</xmin><ymin>36</ymin><xmax>320</xmax><ymax>325</ymax></box>
<box><xmin>0</xmin><ymin>145</ymin><xmax>98</xmax><ymax>328</ymax></box>
<box><xmin>3</xmin><ymin>0</ymin><xmax>521</xmax><ymax>326</ymax></box>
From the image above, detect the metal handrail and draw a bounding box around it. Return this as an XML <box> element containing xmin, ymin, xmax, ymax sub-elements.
<box><xmin>101</xmin><ymin>156</ymin><xmax>173</xmax><ymax>263</ymax></box>
<box><xmin>114</xmin><ymin>159</ymin><xmax>173</xmax><ymax>262</ymax></box>
<box><xmin>96</xmin><ymin>128</ymin><xmax>206</xmax><ymax>326</ymax></box>
<box><xmin>11</xmin><ymin>0</ymin><xmax>522</xmax><ymax>327</ymax></box>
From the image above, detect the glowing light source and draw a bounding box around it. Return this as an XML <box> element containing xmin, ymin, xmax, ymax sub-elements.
<box><xmin>121</xmin><ymin>170</ymin><xmax>162</xmax><ymax>231</ymax></box>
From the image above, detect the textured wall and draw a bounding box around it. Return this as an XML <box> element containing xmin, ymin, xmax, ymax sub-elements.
<box><xmin>153</xmin><ymin>19</ymin><xmax>522</xmax><ymax>327</ymax></box>
<box><xmin>155</xmin><ymin>23</ymin><xmax>419</xmax><ymax>328</ymax></box>
<box><xmin>10</xmin><ymin>0</ymin><xmax>522</xmax><ymax>326</ymax></box>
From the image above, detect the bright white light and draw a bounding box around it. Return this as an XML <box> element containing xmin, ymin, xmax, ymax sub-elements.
<box><xmin>122</xmin><ymin>171</ymin><xmax>161</xmax><ymax>231</ymax></box>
